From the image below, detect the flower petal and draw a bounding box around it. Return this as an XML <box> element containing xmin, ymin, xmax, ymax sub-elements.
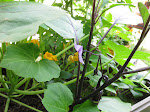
<box><xmin>74</xmin><ymin>43</ymin><xmax>84</xmax><ymax>64</ymax></box>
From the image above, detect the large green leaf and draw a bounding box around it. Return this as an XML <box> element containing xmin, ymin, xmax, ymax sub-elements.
<box><xmin>138</xmin><ymin>2</ymin><xmax>149</xmax><ymax>25</ymax></box>
<box><xmin>45</xmin><ymin>15</ymin><xmax>84</xmax><ymax>39</ymax></box>
<box><xmin>0</xmin><ymin>43</ymin><xmax>60</xmax><ymax>82</ymax></box>
<box><xmin>73</xmin><ymin>100</ymin><xmax>99</xmax><ymax>112</ymax></box>
<box><xmin>0</xmin><ymin>1</ymin><xmax>66</xmax><ymax>42</ymax></box>
<box><xmin>98</xmin><ymin>97</ymin><xmax>131</xmax><ymax>112</ymax></box>
<box><xmin>106</xmin><ymin>40</ymin><xmax>150</xmax><ymax>61</ymax></box>
<box><xmin>42</xmin><ymin>83</ymin><xmax>73</xmax><ymax>112</ymax></box>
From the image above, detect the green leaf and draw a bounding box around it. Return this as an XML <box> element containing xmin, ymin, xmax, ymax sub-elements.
<box><xmin>134</xmin><ymin>88</ymin><xmax>149</xmax><ymax>93</ymax></box>
<box><xmin>98</xmin><ymin>97</ymin><xmax>131</xmax><ymax>112</ymax></box>
<box><xmin>89</xmin><ymin>53</ymin><xmax>111</xmax><ymax>64</ymax></box>
<box><xmin>138</xmin><ymin>2</ymin><xmax>149</xmax><ymax>25</ymax></box>
<box><xmin>130</xmin><ymin>89</ymin><xmax>143</xmax><ymax>98</ymax></box>
<box><xmin>101</xmin><ymin>18</ymin><xmax>122</xmax><ymax>30</ymax></box>
<box><xmin>45</xmin><ymin>15</ymin><xmax>84</xmax><ymax>39</ymax></box>
<box><xmin>60</xmin><ymin>70</ymin><xmax>73</xmax><ymax>79</ymax></box>
<box><xmin>0</xmin><ymin>43</ymin><xmax>60</xmax><ymax>82</ymax></box>
<box><xmin>115</xmin><ymin>59</ymin><xmax>134</xmax><ymax>67</ymax></box>
<box><xmin>125</xmin><ymin>0</ymin><xmax>132</xmax><ymax>3</ymax></box>
<box><xmin>73</xmin><ymin>100</ymin><xmax>99</xmax><ymax>112</ymax></box>
<box><xmin>122</xmin><ymin>78</ymin><xmax>136</xmax><ymax>86</ymax></box>
<box><xmin>42</xmin><ymin>83</ymin><xmax>73</xmax><ymax>112</ymax></box>
<box><xmin>0</xmin><ymin>1</ymin><xmax>66</xmax><ymax>42</ymax></box>
<box><xmin>118</xmin><ymin>33</ymin><xmax>131</xmax><ymax>41</ymax></box>
<box><xmin>88</xmin><ymin>75</ymin><xmax>101</xmax><ymax>87</ymax></box>
<box><xmin>106</xmin><ymin>40</ymin><xmax>150</xmax><ymax>61</ymax></box>
<box><xmin>111</xmin><ymin>82</ymin><xmax>129</xmax><ymax>89</ymax></box>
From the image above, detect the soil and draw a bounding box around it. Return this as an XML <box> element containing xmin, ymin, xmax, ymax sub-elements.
<box><xmin>0</xmin><ymin>94</ymin><xmax>47</xmax><ymax>112</ymax></box>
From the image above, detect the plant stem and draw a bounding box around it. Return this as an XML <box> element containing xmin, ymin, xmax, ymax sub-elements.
<box><xmin>140</xmin><ymin>82</ymin><xmax>150</xmax><ymax>92</ymax></box>
<box><xmin>0</xmin><ymin>68</ymin><xmax>9</xmax><ymax>89</ymax></box>
<box><xmin>139</xmin><ymin>71</ymin><xmax>150</xmax><ymax>82</ymax></box>
<box><xmin>11</xmin><ymin>97</ymin><xmax>43</xmax><ymax>112</ymax></box>
<box><xmin>122</xmin><ymin>67</ymin><xmax>150</xmax><ymax>75</ymax></box>
<box><xmin>78</xmin><ymin>0</ymin><xmax>96</xmax><ymax>98</ymax></box>
<box><xmin>24</xmin><ymin>78</ymin><xmax>31</xmax><ymax>90</ymax></box>
<box><xmin>70</xmin><ymin>0</ymin><xmax>73</xmax><ymax>17</ymax></box>
<box><xmin>27</xmin><ymin>83</ymin><xmax>41</xmax><ymax>91</ymax></box>
<box><xmin>14</xmin><ymin>89</ymin><xmax>45</xmax><ymax>95</ymax></box>
<box><xmin>0</xmin><ymin>93</ymin><xmax>43</xmax><ymax>112</ymax></box>
<box><xmin>15</xmin><ymin>78</ymin><xmax>30</xmax><ymax>89</ymax></box>
<box><xmin>4</xmin><ymin>97</ymin><xmax>10</xmax><ymax>112</ymax></box>
<box><xmin>0</xmin><ymin>88</ymin><xmax>8</xmax><ymax>92</ymax></box>
<box><xmin>75</xmin><ymin>61</ymin><xmax>80</xmax><ymax>99</ymax></box>
<box><xmin>78</xmin><ymin>14</ymin><xmax>150</xmax><ymax>104</ymax></box>
<box><xmin>64</xmin><ymin>58</ymin><xmax>114</xmax><ymax>86</ymax></box>
<box><xmin>96</xmin><ymin>19</ymin><xmax>118</xmax><ymax>48</ymax></box>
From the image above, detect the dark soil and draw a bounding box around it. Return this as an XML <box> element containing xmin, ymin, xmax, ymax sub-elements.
<box><xmin>0</xmin><ymin>94</ymin><xmax>47</xmax><ymax>112</ymax></box>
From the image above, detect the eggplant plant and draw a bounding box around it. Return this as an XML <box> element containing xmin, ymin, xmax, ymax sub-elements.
<box><xmin>0</xmin><ymin>0</ymin><xmax>150</xmax><ymax>112</ymax></box>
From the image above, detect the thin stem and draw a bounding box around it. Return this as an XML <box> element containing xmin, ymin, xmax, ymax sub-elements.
<box><xmin>64</xmin><ymin>58</ymin><xmax>114</xmax><ymax>86</ymax></box>
<box><xmin>4</xmin><ymin>97</ymin><xmax>10</xmax><ymax>112</ymax></box>
<box><xmin>0</xmin><ymin>93</ymin><xmax>43</xmax><ymax>112</ymax></box>
<box><xmin>78</xmin><ymin>0</ymin><xmax>96</xmax><ymax>98</ymax></box>
<box><xmin>0</xmin><ymin>88</ymin><xmax>8</xmax><ymax>92</ymax></box>
<box><xmin>15</xmin><ymin>78</ymin><xmax>30</xmax><ymax>89</ymax></box>
<box><xmin>27</xmin><ymin>83</ymin><xmax>41</xmax><ymax>91</ymax></box>
<box><xmin>122</xmin><ymin>67</ymin><xmax>150</xmax><ymax>75</ymax></box>
<box><xmin>67</xmin><ymin>15</ymin><xmax>79</xmax><ymax>44</ymax></box>
<box><xmin>140</xmin><ymin>82</ymin><xmax>150</xmax><ymax>92</ymax></box>
<box><xmin>37</xmin><ymin>94</ymin><xmax>43</xmax><ymax>101</ymax></box>
<box><xmin>11</xmin><ymin>97</ymin><xmax>43</xmax><ymax>112</ymax></box>
<box><xmin>96</xmin><ymin>19</ymin><xmax>118</xmax><ymax>48</ymax></box>
<box><xmin>0</xmin><ymin>77</ymin><xmax>11</xmax><ymax>84</ymax></box>
<box><xmin>79</xmin><ymin>15</ymin><xmax>150</xmax><ymax>104</ymax></box>
<box><xmin>109</xmin><ymin>15</ymin><xmax>150</xmax><ymax>83</ymax></box>
<box><xmin>14</xmin><ymin>89</ymin><xmax>45</xmax><ymax>95</ymax></box>
<box><xmin>0</xmin><ymin>71</ymin><xmax>9</xmax><ymax>89</ymax></box>
<box><xmin>70</xmin><ymin>0</ymin><xmax>73</xmax><ymax>17</ymax></box>
<box><xmin>24</xmin><ymin>78</ymin><xmax>31</xmax><ymax>90</ymax></box>
<box><xmin>139</xmin><ymin>71</ymin><xmax>150</xmax><ymax>82</ymax></box>
<box><xmin>96</xmin><ymin>55</ymin><xmax>103</xmax><ymax>89</ymax></box>
<box><xmin>75</xmin><ymin>61</ymin><xmax>80</xmax><ymax>99</ymax></box>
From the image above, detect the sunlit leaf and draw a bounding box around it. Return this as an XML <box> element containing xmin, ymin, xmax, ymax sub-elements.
<box><xmin>122</xmin><ymin>78</ymin><xmax>136</xmax><ymax>86</ymax></box>
<box><xmin>125</xmin><ymin>0</ymin><xmax>132</xmax><ymax>3</ymax></box>
<box><xmin>0</xmin><ymin>2</ymin><xmax>66</xmax><ymax>42</ymax></box>
<box><xmin>42</xmin><ymin>83</ymin><xmax>73</xmax><ymax>112</ymax></box>
<box><xmin>0</xmin><ymin>43</ymin><xmax>60</xmax><ymax>82</ymax></box>
<box><xmin>98</xmin><ymin>97</ymin><xmax>131</xmax><ymax>112</ymax></box>
<box><xmin>106</xmin><ymin>40</ymin><xmax>150</xmax><ymax>61</ymax></box>
<box><xmin>138</xmin><ymin>2</ymin><xmax>149</xmax><ymax>25</ymax></box>
<box><xmin>118</xmin><ymin>33</ymin><xmax>131</xmax><ymax>41</ymax></box>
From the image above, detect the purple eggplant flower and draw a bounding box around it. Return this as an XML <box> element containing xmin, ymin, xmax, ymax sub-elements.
<box><xmin>74</xmin><ymin>42</ymin><xmax>84</xmax><ymax>64</ymax></box>
<box><xmin>67</xmin><ymin>15</ymin><xmax>84</xmax><ymax>64</ymax></box>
